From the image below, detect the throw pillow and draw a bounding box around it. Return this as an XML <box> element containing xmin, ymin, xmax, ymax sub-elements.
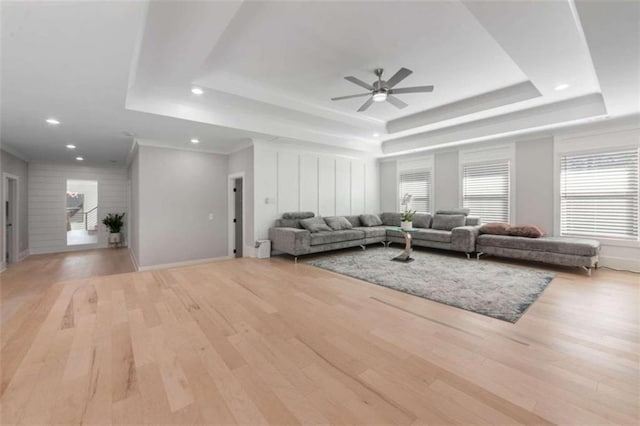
<box><xmin>432</xmin><ymin>214</ymin><xmax>466</xmax><ymax>231</ymax></box>
<box><xmin>324</xmin><ymin>216</ymin><xmax>353</xmax><ymax>231</ymax></box>
<box><xmin>380</xmin><ymin>212</ymin><xmax>402</xmax><ymax>227</ymax></box>
<box><xmin>479</xmin><ymin>222</ymin><xmax>511</xmax><ymax>235</ymax></box>
<box><xmin>510</xmin><ymin>225</ymin><xmax>544</xmax><ymax>238</ymax></box>
<box><xmin>412</xmin><ymin>213</ymin><xmax>432</xmax><ymax>228</ymax></box>
<box><xmin>282</xmin><ymin>211</ymin><xmax>315</xmax><ymax>219</ymax></box>
<box><xmin>359</xmin><ymin>214</ymin><xmax>383</xmax><ymax>227</ymax></box>
<box><xmin>299</xmin><ymin>217</ymin><xmax>332</xmax><ymax>233</ymax></box>
<box><xmin>436</xmin><ymin>208</ymin><xmax>470</xmax><ymax>216</ymax></box>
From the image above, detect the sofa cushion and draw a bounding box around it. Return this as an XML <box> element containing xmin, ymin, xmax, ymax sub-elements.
<box><xmin>412</xmin><ymin>213</ymin><xmax>432</xmax><ymax>228</ymax></box>
<box><xmin>436</xmin><ymin>208</ymin><xmax>470</xmax><ymax>216</ymax></box>
<box><xmin>509</xmin><ymin>225</ymin><xmax>544</xmax><ymax>238</ymax></box>
<box><xmin>380</xmin><ymin>212</ymin><xmax>402</xmax><ymax>226</ymax></box>
<box><xmin>310</xmin><ymin>230</ymin><xmax>365</xmax><ymax>246</ymax></box>
<box><xmin>360</xmin><ymin>214</ymin><xmax>383</xmax><ymax>227</ymax></box>
<box><xmin>413</xmin><ymin>229</ymin><xmax>451</xmax><ymax>243</ymax></box>
<box><xmin>477</xmin><ymin>235</ymin><xmax>600</xmax><ymax>257</ymax></box>
<box><xmin>432</xmin><ymin>214</ymin><xmax>466</xmax><ymax>231</ymax></box>
<box><xmin>479</xmin><ymin>222</ymin><xmax>511</xmax><ymax>235</ymax></box>
<box><xmin>354</xmin><ymin>226</ymin><xmax>386</xmax><ymax>239</ymax></box>
<box><xmin>275</xmin><ymin>218</ymin><xmax>303</xmax><ymax>228</ymax></box>
<box><xmin>282</xmin><ymin>211</ymin><xmax>315</xmax><ymax>219</ymax></box>
<box><xmin>324</xmin><ymin>216</ymin><xmax>353</xmax><ymax>231</ymax></box>
<box><xmin>299</xmin><ymin>217</ymin><xmax>332</xmax><ymax>233</ymax></box>
<box><xmin>344</xmin><ymin>215</ymin><xmax>362</xmax><ymax>227</ymax></box>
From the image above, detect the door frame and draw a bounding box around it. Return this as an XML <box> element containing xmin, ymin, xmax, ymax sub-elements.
<box><xmin>2</xmin><ymin>172</ymin><xmax>20</xmax><ymax>267</ymax></box>
<box><xmin>227</xmin><ymin>172</ymin><xmax>246</xmax><ymax>258</ymax></box>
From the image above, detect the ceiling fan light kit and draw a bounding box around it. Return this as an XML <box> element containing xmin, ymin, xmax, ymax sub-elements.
<box><xmin>331</xmin><ymin>67</ymin><xmax>434</xmax><ymax>112</ymax></box>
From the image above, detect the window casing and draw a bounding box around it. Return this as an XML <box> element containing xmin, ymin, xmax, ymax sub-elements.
<box><xmin>560</xmin><ymin>149</ymin><xmax>639</xmax><ymax>240</ymax></box>
<box><xmin>462</xmin><ymin>160</ymin><xmax>511</xmax><ymax>223</ymax></box>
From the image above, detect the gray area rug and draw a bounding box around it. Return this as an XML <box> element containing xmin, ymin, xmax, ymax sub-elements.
<box><xmin>306</xmin><ymin>247</ymin><xmax>555</xmax><ymax>323</ymax></box>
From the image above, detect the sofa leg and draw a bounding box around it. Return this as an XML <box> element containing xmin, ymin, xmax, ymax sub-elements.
<box><xmin>476</xmin><ymin>252</ymin><xmax>485</xmax><ymax>261</ymax></box>
<box><xmin>465</xmin><ymin>252</ymin><xmax>471</xmax><ymax>260</ymax></box>
<box><xmin>581</xmin><ymin>266</ymin><xmax>592</xmax><ymax>276</ymax></box>
<box><xmin>360</xmin><ymin>245</ymin><xmax>366</xmax><ymax>251</ymax></box>
<box><xmin>595</xmin><ymin>262</ymin><xmax>599</xmax><ymax>269</ymax></box>
<box><xmin>294</xmin><ymin>256</ymin><xmax>298</xmax><ymax>264</ymax></box>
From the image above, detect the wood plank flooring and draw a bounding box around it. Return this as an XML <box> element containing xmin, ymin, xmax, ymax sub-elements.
<box><xmin>1</xmin><ymin>249</ymin><xmax>638</xmax><ymax>425</ymax></box>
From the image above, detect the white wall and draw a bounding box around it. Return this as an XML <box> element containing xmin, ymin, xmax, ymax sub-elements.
<box><xmin>135</xmin><ymin>145</ymin><xmax>228</xmax><ymax>268</ymax></box>
<box><xmin>28</xmin><ymin>163</ymin><xmax>128</xmax><ymax>254</ymax></box>
<box><xmin>253</xmin><ymin>139</ymin><xmax>380</xmax><ymax>240</ymax></box>
<box><xmin>228</xmin><ymin>146</ymin><xmax>254</xmax><ymax>255</ymax></box>
<box><xmin>1</xmin><ymin>149</ymin><xmax>29</xmax><ymax>263</ymax></box>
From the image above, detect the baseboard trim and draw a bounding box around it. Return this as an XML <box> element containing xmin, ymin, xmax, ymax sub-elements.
<box><xmin>599</xmin><ymin>255</ymin><xmax>640</xmax><ymax>273</ymax></box>
<box><xmin>0</xmin><ymin>261</ymin><xmax>6</xmax><ymax>273</ymax></box>
<box><xmin>136</xmin><ymin>255</ymin><xmax>232</xmax><ymax>272</ymax></box>
<box><xmin>17</xmin><ymin>249</ymin><xmax>30</xmax><ymax>262</ymax></box>
<box><xmin>128</xmin><ymin>248</ymin><xmax>140</xmax><ymax>272</ymax></box>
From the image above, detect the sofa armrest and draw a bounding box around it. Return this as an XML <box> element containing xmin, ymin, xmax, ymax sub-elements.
<box><xmin>451</xmin><ymin>225</ymin><xmax>479</xmax><ymax>253</ymax></box>
<box><xmin>268</xmin><ymin>227</ymin><xmax>311</xmax><ymax>256</ymax></box>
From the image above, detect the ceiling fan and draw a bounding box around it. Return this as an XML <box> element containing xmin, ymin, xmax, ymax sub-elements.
<box><xmin>331</xmin><ymin>67</ymin><xmax>434</xmax><ymax>112</ymax></box>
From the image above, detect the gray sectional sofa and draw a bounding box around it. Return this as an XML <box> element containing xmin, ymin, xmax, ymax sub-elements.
<box><xmin>268</xmin><ymin>210</ymin><xmax>602</xmax><ymax>274</ymax></box>
<box><xmin>268</xmin><ymin>210</ymin><xmax>480</xmax><ymax>261</ymax></box>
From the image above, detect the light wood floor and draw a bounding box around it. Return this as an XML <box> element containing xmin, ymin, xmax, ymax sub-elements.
<box><xmin>1</xmin><ymin>249</ymin><xmax>638</xmax><ymax>425</ymax></box>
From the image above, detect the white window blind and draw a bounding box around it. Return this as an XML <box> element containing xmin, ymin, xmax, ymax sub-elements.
<box><xmin>399</xmin><ymin>169</ymin><xmax>432</xmax><ymax>213</ymax></box>
<box><xmin>560</xmin><ymin>149</ymin><xmax>639</xmax><ymax>240</ymax></box>
<box><xmin>463</xmin><ymin>161</ymin><xmax>510</xmax><ymax>223</ymax></box>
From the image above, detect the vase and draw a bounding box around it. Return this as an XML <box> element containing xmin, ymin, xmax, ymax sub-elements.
<box><xmin>401</xmin><ymin>221</ymin><xmax>413</xmax><ymax>230</ymax></box>
<box><xmin>108</xmin><ymin>233</ymin><xmax>121</xmax><ymax>244</ymax></box>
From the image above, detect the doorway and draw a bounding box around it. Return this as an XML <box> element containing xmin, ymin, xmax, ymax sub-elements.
<box><xmin>228</xmin><ymin>173</ymin><xmax>244</xmax><ymax>258</ymax></box>
<box><xmin>66</xmin><ymin>179</ymin><xmax>98</xmax><ymax>246</ymax></box>
<box><xmin>3</xmin><ymin>173</ymin><xmax>19</xmax><ymax>265</ymax></box>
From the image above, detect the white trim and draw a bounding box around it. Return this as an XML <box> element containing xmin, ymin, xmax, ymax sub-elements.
<box><xmin>599</xmin><ymin>255</ymin><xmax>640</xmax><ymax>273</ymax></box>
<box><xmin>136</xmin><ymin>255</ymin><xmax>232</xmax><ymax>272</ymax></box>
<box><xmin>17</xmin><ymin>249</ymin><xmax>29</xmax><ymax>262</ymax></box>
<box><xmin>0</xmin><ymin>261</ymin><xmax>6</xmax><ymax>273</ymax></box>
<box><xmin>129</xmin><ymin>247</ymin><xmax>140</xmax><ymax>271</ymax></box>
<box><xmin>1</xmin><ymin>145</ymin><xmax>29</xmax><ymax>162</ymax></box>
<box><xmin>2</xmin><ymin>173</ymin><xmax>20</xmax><ymax>265</ymax></box>
<box><xmin>228</xmin><ymin>172</ymin><xmax>247</xmax><ymax>258</ymax></box>
<box><xmin>458</xmin><ymin>143</ymin><xmax>516</xmax><ymax>223</ymax></box>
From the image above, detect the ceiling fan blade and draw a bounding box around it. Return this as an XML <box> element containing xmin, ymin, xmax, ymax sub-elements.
<box><xmin>331</xmin><ymin>93</ymin><xmax>372</xmax><ymax>101</ymax></box>
<box><xmin>345</xmin><ymin>76</ymin><xmax>374</xmax><ymax>91</ymax></box>
<box><xmin>385</xmin><ymin>67</ymin><xmax>413</xmax><ymax>88</ymax></box>
<box><xmin>357</xmin><ymin>97</ymin><xmax>374</xmax><ymax>112</ymax></box>
<box><xmin>386</xmin><ymin>95</ymin><xmax>408</xmax><ymax>109</ymax></box>
<box><xmin>391</xmin><ymin>85</ymin><xmax>434</xmax><ymax>94</ymax></box>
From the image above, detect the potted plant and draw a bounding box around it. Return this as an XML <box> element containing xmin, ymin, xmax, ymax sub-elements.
<box><xmin>400</xmin><ymin>193</ymin><xmax>415</xmax><ymax>229</ymax></box>
<box><xmin>401</xmin><ymin>210</ymin><xmax>416</xmax><ymax>230</ymax></box>
<box><xmin>102</xmin><ymin>212</ymin><xmax>125</xmax><ymax>245</ymax></box>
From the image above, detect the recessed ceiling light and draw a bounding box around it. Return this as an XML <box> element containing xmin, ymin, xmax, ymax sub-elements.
<box><xmin>554</xmin><ymin>83</ymin><xmax>569</xmax><ymax>91</ymax></box>
<box><xmin>190</xmin><ymin>138</ymin><xmax>200</xmax><ymax>144</ymax></box>
<box><xmin>373</xmin><ymin>133</ymin><xmax>380</xmax><ymax>137</ymax></box>
<box><xmin>75</xmin><ymin>156</ymin><xmax>84</xmax><ymax>161</ymax></box>
<box><xmin>65</xmin><ymin>144</ymin><xmax>76</xmax><ymax>149</ymax></box>
<box><xmin>191</xmin><ymin>87</ymin><xmax>204</xmax><ymax>95</ymax></box>
<box><xmin>46</xmin><ymin>118</ymin><xmax>60</xmax><ymax>125</ymax></box>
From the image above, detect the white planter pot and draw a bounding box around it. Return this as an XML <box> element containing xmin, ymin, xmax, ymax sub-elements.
<box><xmin>108</xmin><ymin>233</ymin><xmax>121</xmax><ymax>244</ymax></box>
<box><xmin>401</xmin><ymin>221</ymin><xmax>413</xmax><ymax>230</ymax></box>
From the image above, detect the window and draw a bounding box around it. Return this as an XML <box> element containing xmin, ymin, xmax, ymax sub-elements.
<box><xmin>560</xmin><ymin>149</ymin><xmax>639</xmax><ymax>240</ymax></box>
<box><xmin>399</xmin><ymin>169</ymin><xmax>432</xmax><ymax>213</ymax></box>
<box><xmin>463</xmin><ymin>160</ymin><xmax>511</xmax><ymax>223</ymax></box>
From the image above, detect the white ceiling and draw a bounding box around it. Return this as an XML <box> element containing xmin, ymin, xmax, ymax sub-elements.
<box><xmin>1</xmin><ymin>0</ymin><xmax>638</xmax><ymax>164</ymax></box>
